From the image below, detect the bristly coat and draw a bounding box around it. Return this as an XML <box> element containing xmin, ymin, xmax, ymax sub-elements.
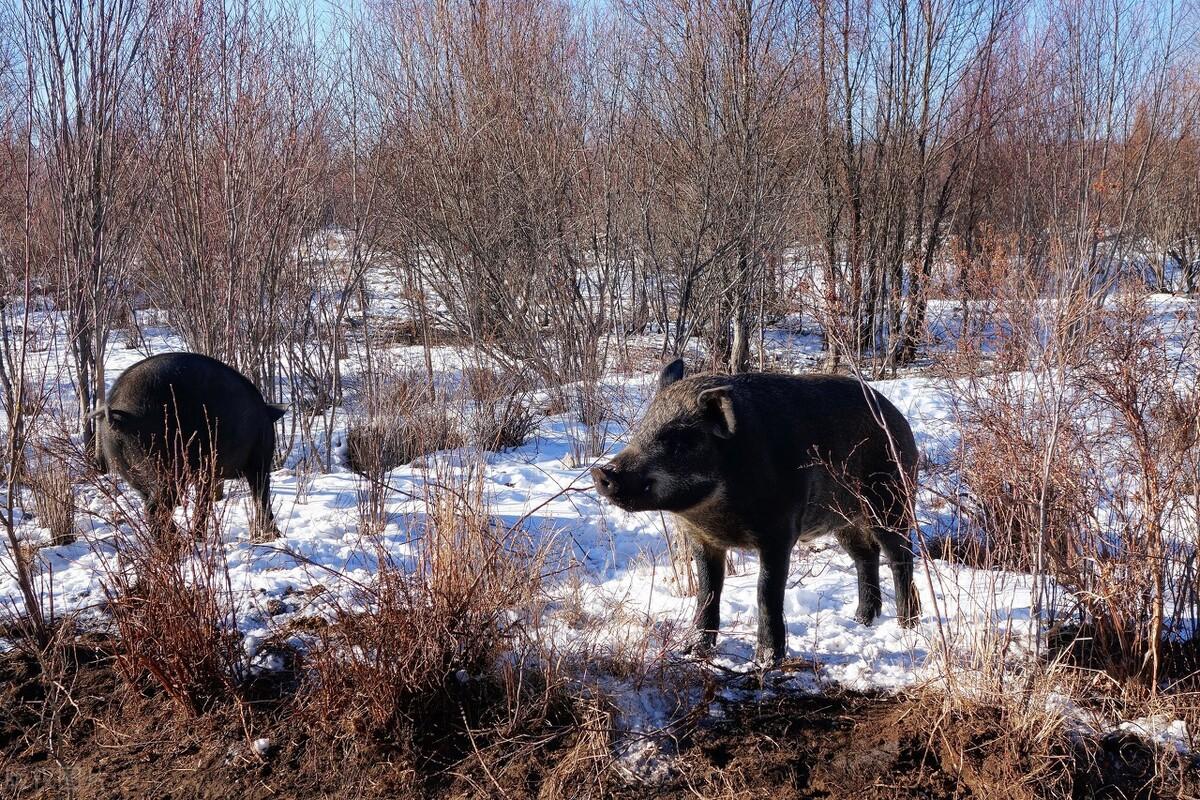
<box><xmin>93</xmin><ymin>352</ymin><xmax>285</xmax><ymax>538</ymax></box>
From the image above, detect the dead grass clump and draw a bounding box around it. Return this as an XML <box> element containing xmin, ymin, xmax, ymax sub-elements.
<box><xmin>345</xmin><ymin>410</ymin><xmax>461</xmax><ymax>474</ymax></box>
<box><xmin>608</xmin><ymin>343</ymin><xmax>669</xmax><ymax>376</ymax></box>
<box><xmin>472</xmin><ymin>401</ymin><xmax>539</xmax><ymax>452</ymax></box>
<box><xmin>462</xmin><ymin>364</ymin><xmax>509</xmax><ymax>402</ymax></box>
<box><xmin>368</xmin><ymin>317</ymin><xmax>463</xmax><ymax>347</ymax></box>
<box><xmin>344</xmin><ymin>367</ymin><xmax>463</xmax><ymax>534</ymax></box>
<box><xmin>26</xmin><ymin>443</ymin><xmax>76</xmax><ymax>546</ymax></box>
<box><xmin>298</xmin><ymin>467</ymin><xmax>602</xmax><ymax>784</ymax></box>
<box><xmin>463</xmin><ymin>365</ymin><xmax>540</xmax><ymax>451</ymax></box>
<box><xmin>654</xmin><ymin>684</ymin><xmax>1196</xmax><ymax>800</ymax></box>
<box><xmin>344</xmin><ymin>369</ymin><xmax>462</xmax><ymax>476</ymax></box>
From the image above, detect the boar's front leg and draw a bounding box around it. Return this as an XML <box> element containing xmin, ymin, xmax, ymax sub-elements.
<box><xmin>144</xmin><ymin>481</ymin><xmax>181</xmax><ymax>544</ymax></box>
<box><xmin>755</xmin><ymin>540</ymin><xmax>791</xmax><ymax>664</ymax></box>
<box><xmin>691</xmin><ymin>540</ymin><xmax>725</xmax><ymax>653</ymax></box>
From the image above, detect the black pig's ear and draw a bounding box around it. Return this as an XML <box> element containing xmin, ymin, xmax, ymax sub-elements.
<box><xmin>697</xmin><ymin>385</ymin><xmax>735</xmax><ymax>439</ymax></box>
<box><xmin>658</xmin><ymin>358</ymin><xmax>686</xmax><ymax>390</ymax></box>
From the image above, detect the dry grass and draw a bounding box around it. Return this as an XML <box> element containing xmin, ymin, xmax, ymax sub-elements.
<box><xmin>25</xmin><ymin>439</ymin><xmax>76</xmax><ymax>546</ymax></box>
<box><xmin>89</xmin><ymin>459</ymin><xmax>247</xmax><ymax>716</ymax></box>
<box><xmin>907</xmin><ymin>662</ymin><xmax>1200</xmax><ymax>800</ymax></box>
<box><xmin>297</xmin><ymin>460</ymin><xmax>608</xmax><ymax>784</ymax></box>
<box><xmin>463</xmin><ymin>364</ymin><xmax>541</xmax><ymax>452</ymax></box>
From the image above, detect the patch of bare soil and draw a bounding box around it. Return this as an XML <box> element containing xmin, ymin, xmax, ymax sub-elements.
<box><xmin>1</xmin><ymin>647</ymin><xmax>1195</xmax><ymax>799</ymax></box>
<box><xmin>0</xmin><ymin>642</ymin><xmax>598</xmax><ymax>799</ymax></box>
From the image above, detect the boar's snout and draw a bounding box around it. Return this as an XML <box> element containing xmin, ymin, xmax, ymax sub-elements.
<box><xmin>591</xmin><ymin>461</ymin><xmax>656</xmax><ymax>511</ymax></box>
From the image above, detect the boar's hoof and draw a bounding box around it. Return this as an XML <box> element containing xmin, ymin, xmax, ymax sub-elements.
<box><xmin>683</xmin><ymin>632</ymin><xmax>717</xmax><ymax>659</ymax></box>
<box><xmin>753</xmin><ymin>644</ymin><xmax>785</xmax><ymax>668</ymax></box>
<box><xmin>853</xmin><ymin>604</ymin><xmax>881</xmax><ymax>626</ymax></box>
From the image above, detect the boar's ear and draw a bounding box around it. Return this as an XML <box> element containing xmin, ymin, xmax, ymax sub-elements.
<box><xmin>697</xmin><ymin>386</ymin><xmax>735</xmax><ymax>439</ymax></box>
<box><xmin>658</xmin><ymin>358</ymin><xmax>686</xmax><ymax>390</ymax></box>
<box><xmin>265</xmin><ymin>404</ymin><xmax>287</xmax><ymax>423</ymax></box>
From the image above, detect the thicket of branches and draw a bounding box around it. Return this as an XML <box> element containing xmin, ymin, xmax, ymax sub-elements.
<box><xmin>0</xmin><ymin>0</ymin><xmax>1194</xmax><ymax>428</ymax></box>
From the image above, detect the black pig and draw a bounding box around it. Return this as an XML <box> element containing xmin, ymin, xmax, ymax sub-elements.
<box><xmin>592</xmin><ymin>359</ymin><xmax>919</xmax><ymax>663</ymax></box>
<box><xmin>92</xmin><ymin>352</ymin><xmax>285</xmax><ymax>538</ymax></box>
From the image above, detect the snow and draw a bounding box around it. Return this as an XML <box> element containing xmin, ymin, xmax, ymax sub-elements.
<box><xmin>1119</xmin><ymin>716</ymin><xmax>1193</xmax><ymax>754</ymax></box>
<box><xmin>0</xmin><ymin>292</ymin><xmax>1196</xmax><ymax>770</ymax></box>
<box><xmin>3</xmin><ymin>333</ymin><xmax>1024</xmax><ymax>690</ymax></box>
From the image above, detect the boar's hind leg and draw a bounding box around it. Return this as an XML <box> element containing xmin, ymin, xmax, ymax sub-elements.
<box><xmin>690</xmin><ymin>541</ymin><xmax>725</xmax><ymax>652</ymax></box>
<box><xmin>876</xmin><ymin>527</ymin><xmax>919</xmax><ymax>627</ymax></box>
<box><xmin>836</xmin><ymin>528</ymin><xmax>882</xmax><ymax>625</ymax></box>
<box><xmin>244</xmin><ymin>456</ymin><xmax>278</xmax><ymax>540</ymax></box>
<box><xmin>755</xmin><ymin>541</ymin><xmax>791</xmax><ymax>664</ymax></box>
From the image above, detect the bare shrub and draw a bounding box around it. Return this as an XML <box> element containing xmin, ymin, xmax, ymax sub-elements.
<box><xmin>1067</xmin><ymin>295</ymin><xmax>1200</xmax><ymax>685</ymax></box>
<box><xmin>943</xmin><ymin>292</ymin><xmax>1200</xmax><ymax>687</ymax></box>
<box><xmin>367</xmin><ymin>0</ymin><xmax>630</xmax><ymax>446</ymax></box>
<box><xmin>950</xmin><ymin>386</ymin><xmax>1089</xmax><ymax>572</ymax></box>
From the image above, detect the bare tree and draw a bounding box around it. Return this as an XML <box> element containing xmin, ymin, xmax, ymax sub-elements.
<box><xmin>0</xmin><ymin>13</ymin><xmax>50</xmax><ymax>642</ymax></box>
<box><xmin>623</xmin><ymin>0</ymin><xmax>808</xmax><ymax>373</ymax></box>
<box><xmin>23</xmin><ymin>0</ymin><xmax>155</xmax><ymax>461</ymax></box>
<box><xmin>140</xmin><ymin>0</ymin><xmax>329</xmax><ymax>398</ymax></box>
<box><xmin>805</xmin><ymin>0</ymin><xmax>1013</xmax><ymax>374</ymax></box>
<box><xmin>369</xmin><ymin>0</ymin><xmax>628</xmax><ymax>402</ymax></box>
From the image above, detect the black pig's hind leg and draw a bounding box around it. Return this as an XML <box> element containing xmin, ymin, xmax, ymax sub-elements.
<box><xmin>837</xmin><ymin>527</ymin><xmax>883</xmax><ymax>626</ymax></box>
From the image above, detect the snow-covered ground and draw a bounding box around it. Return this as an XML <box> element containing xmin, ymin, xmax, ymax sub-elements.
<box><xmin>0</xmin><ymin>291</ymin><xmax>1195</xmax><ymax>765</ymax></box>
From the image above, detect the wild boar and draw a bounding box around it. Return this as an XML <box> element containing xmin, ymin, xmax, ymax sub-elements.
<box><xmin>92</xmin><ymin>352</ymin><xmax>285</xmax><ymax>538</ymax></box>
<box><xmin>592</xmin><ymin>359</ymin><xmax>919</xmax><ymax>663</ymax></box>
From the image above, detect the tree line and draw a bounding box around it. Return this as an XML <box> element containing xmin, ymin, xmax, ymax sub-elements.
<box><xmin>0</xmin><ymin>0</ymin><xmax>1197</xmax><ymax>455</ymax></box>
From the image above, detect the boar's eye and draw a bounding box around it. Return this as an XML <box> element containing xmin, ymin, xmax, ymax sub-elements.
<box><xmin>660</xmin><ymin>425</ymin><xmax>701</xmax><ymax>454</ymax></box>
